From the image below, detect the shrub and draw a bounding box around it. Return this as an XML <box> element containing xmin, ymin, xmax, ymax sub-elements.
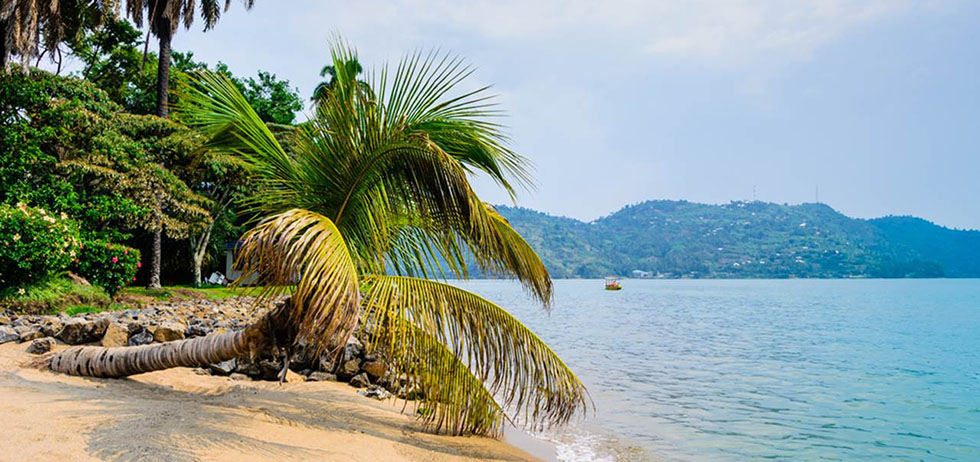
<box><xmin>0</xmin><ymin>203</ymin><xmax>81</xmax><ymax>289</ymax></box>
<box><xmin>73</xmin><ymin>239</ymin><xmax>141</xmax><ymax>295</ymax></box>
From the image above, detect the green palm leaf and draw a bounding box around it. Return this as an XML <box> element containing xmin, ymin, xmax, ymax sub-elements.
<box><xmin>361</xmin><ymin>276</ymin><xmax>588</xmax><ymax>432</ymax></box>
<box><xmin>236</xmin><ymin>209</ymin><xmax>361</xmax><ymax>354</ymax></box>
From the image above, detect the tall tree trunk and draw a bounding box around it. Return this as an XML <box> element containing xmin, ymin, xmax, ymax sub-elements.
<box><xmin>146</xmin><ymin>22</ymin><xmax>173</xmax><ymax>288</ymax></box>
<box><xmin>155</xmin><ymin>22</ymin><xmax>172</xmax><ymax>118</ymax></box>
<box><xmin>148</xmin><ymin>214</ymin><xmax>163</xmax><ymax>289</ymax></box>
<box><xmin>190</xmin><ymin>220</ymin><xmax>215</xmax><ymax>287</ymax></box>
<box><xmin>50</xmin><ymin>299</ymin><xmax>294</xmax><ymax>378</ymax></box>
<box><xmin>0</xmin><ymin>20</ymin><xmax>9</xmax><ymax>73</ymax></box>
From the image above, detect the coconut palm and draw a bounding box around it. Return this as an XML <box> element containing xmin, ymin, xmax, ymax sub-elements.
<box><xmin>48</xmin><ymin>41</ymin><xmax>587</xmax><ymax>435</ymax></box>
<box><xmin>311</xmin><ymin>58</ymin><xmax>369</xmax><ymax>102</ymax></box>
<box><xmin>0</xmin><ymin>0</ymin><xmax>114</xmax><ymax>72</ymax></box>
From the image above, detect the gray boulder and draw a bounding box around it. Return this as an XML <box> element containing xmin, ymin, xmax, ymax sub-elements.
<box><xmin>56</xmin><ymin>318</ymin><xmax>98</xmax><ymax>345</ymax></box>
<box><xmin>208</xmin><ymin>359</ymin><xmax>236</xmax><ymax>376</ymax></box>
<box><xmin>338</xmin><ymin>358</ymin><xmax>361</xmax><ymax>380</ymax></box>
<box><xmin>349</xmin><ymin>372</ymin><xmax>371</xmax><ymax>388</ymax></box>
<box><xmin>0</xmin><ymin>326</ymin><xmax>19</xmax><ymax>344</ymax></box>
<box><xmin>128</xmin><ymin>329</ymin><xmax>153</xmax><ymax>346</ymax></box>
<box><xmin>307</xmin><ymin>371</ymin><xmax>337</xmax><ymax>382</ymax></box>
<box><xmin>26</xmin><ymin>337</ymin><xmax>56</xmax><ymax>354</ymax></box>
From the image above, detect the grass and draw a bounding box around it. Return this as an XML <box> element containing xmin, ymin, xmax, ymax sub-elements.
<box><xmin>120</xmin><ymin>284</ymin><xmax>249</xmax><ymax>301</ymax></box>
<box><xmin>63</xmin><ymin>303</ymin><xmax>128</xmax><ymax>317</ymax></box>
<box><xmin>0</xmin><ymin>275</ymin><xmax>111</xmax><ymax>314</ymax></box>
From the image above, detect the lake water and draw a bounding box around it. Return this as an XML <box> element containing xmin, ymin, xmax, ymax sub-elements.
<box><xmin>454</xmin><ymin>279</ymin><xmax>980</xmax><ymax>462</ymax></box>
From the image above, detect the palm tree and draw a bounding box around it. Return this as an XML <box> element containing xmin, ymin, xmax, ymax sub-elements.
<box><xmin>123</xmin><ymin>0</ymin><xmax>255</xmax><ymax>289</ymax></box>
<box><xmin>48</xmin><ymin>42</ymin><xmax>586</xmax><ymax>435</ymax></box>
<box><xmin>0</xmin><ymin>0</ymin><xmax>113</xmax><ymax>72</ymax></box>
<box><xmin>311</xmin><ymin>58</ymin><xmax>368</xmax><ymax>102</ymax></box>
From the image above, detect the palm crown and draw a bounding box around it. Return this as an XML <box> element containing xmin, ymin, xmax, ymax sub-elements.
<box><xmin>175</xmin><ymin>41</ymin><xmax>587</xmax><ymax>435</ymax></box>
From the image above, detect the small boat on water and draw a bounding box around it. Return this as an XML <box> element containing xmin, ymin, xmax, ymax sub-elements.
<box><xmin>604</xmin><ymin>276</ymin><xmax>622</xmax><ymax>291</ymax></box>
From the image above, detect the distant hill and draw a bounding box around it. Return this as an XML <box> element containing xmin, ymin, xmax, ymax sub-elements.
<box><xmin>496</xmin><ymin>201</ymin><xmax>980</xmax><ymax>279</ymax></box>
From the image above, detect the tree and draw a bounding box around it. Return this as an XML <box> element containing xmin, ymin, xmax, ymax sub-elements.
<box><xmin>123</xmin><ymin>0</ymin><xmax>255</xmax><ymax>289</ymax></box>
<box><xmin>48</xmin><ymin>42</ymin><xmax>586</xmax><ymax>436</ymax></box>
<box><xmin>1</xmin><ymin>0</ymin><xmax>113</xmax><ymax>72</ymax></box>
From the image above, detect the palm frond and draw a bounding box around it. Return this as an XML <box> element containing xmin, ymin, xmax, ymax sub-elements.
<box><xmin>235</xmin><ymin>209</ymin><xmax>361</xmax><ymax>355</ymax></box>
<box><xmin>361</xmin><ymin>276</ymin><xmax>588</xmax><ymax>432</ymax></box>
<box><xmin>173</xmin><ymin>70</ymin><xmax>300</xmax><ymax>213</ymax></box>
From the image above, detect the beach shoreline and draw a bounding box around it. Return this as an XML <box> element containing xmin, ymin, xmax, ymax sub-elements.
<box><xmin>0</xmin><ymin>342</ymin><xmax>545</xmax><ymax>462</ymax></box>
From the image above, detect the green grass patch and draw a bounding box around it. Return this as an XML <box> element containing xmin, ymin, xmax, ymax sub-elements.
<box><xmin>119</xmin><ymin>284</ymin><xmax>250</xmax><ymax>302</ymax></box>
<box><xmin>0</xmin><ymin>275</ymin><xmax>111</xmax><ymax>314</ymax></box>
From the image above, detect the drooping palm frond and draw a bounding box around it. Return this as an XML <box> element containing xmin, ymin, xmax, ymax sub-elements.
<box><xmin>379</xmin><ymin>321</ymin><xmax>508</xmax><ymax>436</ymax></box>
<box><xmin>361</xmin><ymin>276</ymin><xmax>588</xmax><ymax>432</ymax></box>
<box><xmin>235</xmin><ymin>209</ymin><xmax>361</xmax><ymax>355</ymax></box>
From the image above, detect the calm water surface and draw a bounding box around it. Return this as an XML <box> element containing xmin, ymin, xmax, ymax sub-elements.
<box><xmin>456</xmin><ymin>279</ymin><xmax>980</xmax><ymax>462</ymax></box>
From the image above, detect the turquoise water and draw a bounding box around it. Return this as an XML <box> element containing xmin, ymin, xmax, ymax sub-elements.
<box><xmin>457</xmin><ymin>279</ymin><xmax>980</xmax><ymax>462</ymax></box>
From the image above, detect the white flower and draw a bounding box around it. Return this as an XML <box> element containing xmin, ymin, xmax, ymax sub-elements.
<box><xmin>12</xmin><ymin>234</ymin><xmax>20</xmax><ymax>241</ymax></box>
<box><xmin>60</xmin><ymin>212</ymin><xmax>68</xmax><ymax>220</ymax></box>
<box><xmin>17</xmin><ymin>288</ymin><xmax>26</xmax><ymax>295</ymax></box>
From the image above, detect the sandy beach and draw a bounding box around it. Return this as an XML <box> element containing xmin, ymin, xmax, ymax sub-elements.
<box><xmin>0</xmin><ymin>342</ymin><xmax>545</xmax><ymax>462</ymax></box>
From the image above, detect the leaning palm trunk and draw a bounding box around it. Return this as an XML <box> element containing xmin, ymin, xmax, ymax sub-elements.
<box><xmin>50</xmin><ymin>299</ymin><xmax>294</xmax><ymax>378</ymax></box>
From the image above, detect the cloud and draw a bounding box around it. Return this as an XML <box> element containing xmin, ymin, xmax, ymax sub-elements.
<box><xmin>310</xmin><ymin>0</ymin><xmax>923</xmax><ymax>66</ymax></box>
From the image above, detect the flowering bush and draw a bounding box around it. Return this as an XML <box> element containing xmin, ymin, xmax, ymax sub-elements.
<box><xmin>0</xmin><ymin>204</ymin><xmax>81</xmax><ymax>289</ymax></box>
<box><xmin>72</xmin><ymin>240</ymin><xmax>141</xmax><ymax>295</ymax></box>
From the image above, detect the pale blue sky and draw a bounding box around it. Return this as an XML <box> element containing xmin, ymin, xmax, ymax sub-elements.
<box><xmin>86</xmin><ymin>1</ymin><xmax>980</xmax><ymax>229</ymax></box>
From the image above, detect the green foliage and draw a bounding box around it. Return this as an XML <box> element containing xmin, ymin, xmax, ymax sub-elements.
<box><xmin>0</xmin><ymin>69</ymin><xmax>210</xmax><ymax>244</ymax></box>
<box><xmin>173</xmin><ymin>51</ymin><xmax>303</xmax><ymax>124</ymax></box>
<box><xmin>67</xmin><ymin>17</ymin><xmax>159</xmax><ymax>114</ymax></box>
<box><xmin>73</xmin><ymin>239</ymin><xmax>141</xmax><ymax>295</ymax></box>
<box><xmin>0</xmin><ymin>204</ymin><xmax>81</xmax><ymax>289</ymax></box>
<box><xmin>497</xmin><ymin>200</ymin><xmax>975</xmax><ymax>279</ymax></box>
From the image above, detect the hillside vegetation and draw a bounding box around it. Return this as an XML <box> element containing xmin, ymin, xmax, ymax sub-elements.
<box><xmin>497</xmin><ymin>201</ymin><xmax>980</xmax><ymax>279</ymax></box>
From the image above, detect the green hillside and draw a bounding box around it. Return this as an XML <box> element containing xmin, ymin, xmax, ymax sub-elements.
<box><xmin>496</xmin><ymin>201</ymin><xmax>980</xmax><ymax>279</ymax></box>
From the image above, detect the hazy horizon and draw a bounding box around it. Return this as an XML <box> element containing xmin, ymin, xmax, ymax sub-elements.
<box><xmin>57</xmin><ymin>1</ymin><xmax>980</xmax><ymax>228</ymax></box>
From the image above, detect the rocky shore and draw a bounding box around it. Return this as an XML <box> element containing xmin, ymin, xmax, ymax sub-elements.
<box><xmin>0</xmin><ymin>297</ymin><xmax>403</xmax><ymax>401</ymax></box>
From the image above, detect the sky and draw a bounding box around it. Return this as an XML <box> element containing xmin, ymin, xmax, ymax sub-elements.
<box><xmin>78</xmin><ymin>0</ymin><xmax>980</xmax><ymax>229</ymax></box>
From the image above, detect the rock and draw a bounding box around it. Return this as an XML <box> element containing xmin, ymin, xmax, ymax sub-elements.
<box><xmin>26</xmin><ymin>337</ymin><xmax>56</xmax><ymax>354</ymax></box>
<box><xmin>0</xmin><ymin>326</ymin><xmax>21</xmax><ymax>344</ymax></box>
<box><xmin>307</xmin><ymin>372</ymin><xmax>337</xmax><ymax>382</ymax></box>
<box><xmin>349</xmin><ymin>372</ymin><xmax>371</xmax><ymax>388</ymax></box>
<box><xmin>128</xmin><ymin>329</ymin><xmax>153</xmax><ymax>346</ymax></box>
<box><xmin>152</xmin><ymin>322</ymin><xmax>186</xmax><ymax>343</ymax></box>
<box><xmin>0</xmin><ymin>315</ymin><xmax>10</xmax><ymax>325</ymax></box>
<box><xmin>285</xmin><ymin>370</ymin><xmax>305</xmax><ymax>383</ymax></box>
<box><xmin>100</xmin><ymin>322</ymin><xmax>130</xmax><ymax>347</ymax></box>
<box><xmin>38</xmin><ymin>317</ymin><xmax>63</xmax><ymax>337</ymax></box>
<box><xmin>56</xmin><ymin>318</ymin><xmax>98</xmax><ymax>345</ymax></box>
<box><xmin>233</xmin><ymin>357</ymin><xmax>262</xmax><ymax>376</ymax></box>
<box><xmin>184</xmin><ymin>324</ymin><xmax>210</xmax><ymax>338</ymax></box>
<box><xmin>229</xmin><ymin>373</ymin><xmax>251</xmax><ymax>381</ymax></box>
<box><xmin>92</xmin><ymin>317</ymin><xmax>111</xmax><ymax>337</ymax></box>
<box><xmin>338</xmin><ymin>358</ymin><xmax>361</xmax><ymax>380</ymax></box>
<box><xmin>358</xmin><ymin>385</ymin><xmax>392</xmax><ymax>400</ymax></box>
<box><xmin>344</xmin><ymin>336</ymin><xmax>364</xmax><ymax>361</ymax></box>
<box><xmin>208</xmin><ymin>359</ymin><xmax>236</xmax><ymax>376</ymax></box>
<box><xmin>258</xmin><ymin>358</ymin><xmax>284</xmax><ymax>381</ymax></box>
<box><xmin>16</xmin><ymin>326</ymin><xmax>44</xmax><ymax>342</ymax></box>
<box><xmin>362</xmin><ymin>360</ymin><xmax>387</xmax><ymax>380</ymax></box>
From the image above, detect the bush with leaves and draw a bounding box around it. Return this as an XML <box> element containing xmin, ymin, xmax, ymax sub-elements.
<box><xmin>0</xmin><ymin>203</ymin><xmax>81</xmax><ymax>289</ymax></box>
<box><xmin>73</xmin><ymin>240</ymin><xmax>141</xmax><ymax>295</ymax></box>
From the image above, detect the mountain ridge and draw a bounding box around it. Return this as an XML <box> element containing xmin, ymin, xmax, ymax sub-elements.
<box><xmin>495</xmin><ymin>200</ymin><xmax>980</xmax><ymax>279</ymax></box>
